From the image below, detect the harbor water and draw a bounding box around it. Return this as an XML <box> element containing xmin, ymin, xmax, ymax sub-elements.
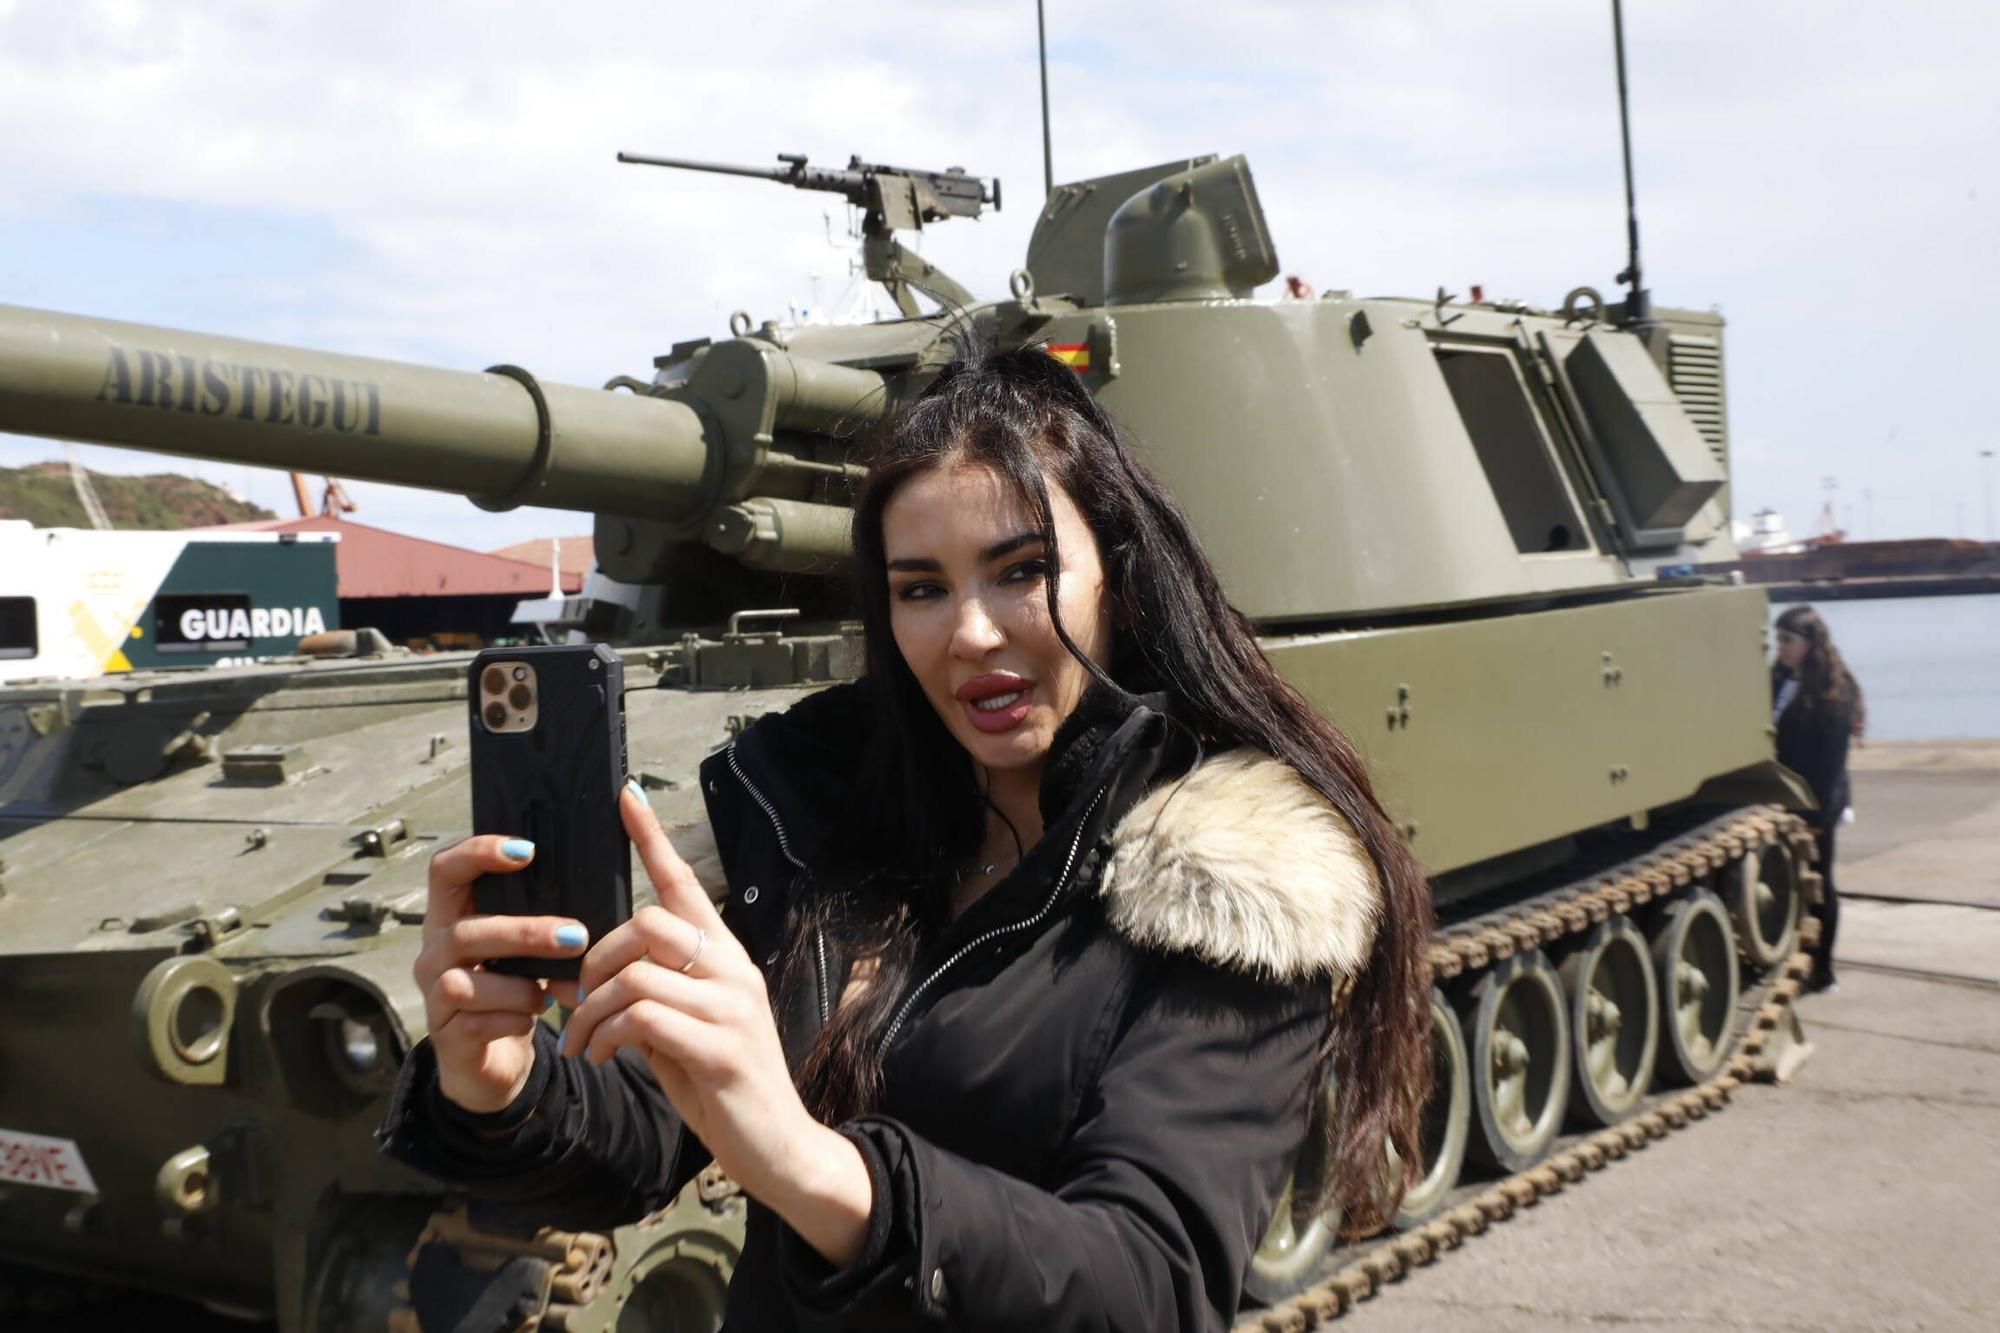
<box><xmin>1775</xmin><ymin>593</ymin><xmax>2000</xmax><ymax>742</ymax></box>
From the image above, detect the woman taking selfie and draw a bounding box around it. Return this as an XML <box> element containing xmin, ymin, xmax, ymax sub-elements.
<box><xmin>382</xmin><ymin>346</ymin><xmax>1434</xmax><ymax>1329</ymax></box>
<box><xmin>1772</xmin><ymin>604</ymin><xmax>1866</xmax><ymax>993</ymax></box>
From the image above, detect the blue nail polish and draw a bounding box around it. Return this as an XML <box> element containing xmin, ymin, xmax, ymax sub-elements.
<box><xmin>625</xmin><ymin>777</ymin><xmax>644</xmax><ymax>800</ymax></box>
<box><xmin>543</xmin><ymin>991</ymin><xmax>557</xmax><ymax>1009</ymax></box>
<box><xmin>575</xmin><ymin>985</ymin><xmax>589</xmax><ymax>1005</ymax></box>
<box><xmin>500</xmin><ymin>838</ymin><xmax>535</xmax><ymax>862</ymax></box>
<box><xmin>555</xmin><ymin>924</ymin><xmax>588</xmax><ymax>949</ymax></box>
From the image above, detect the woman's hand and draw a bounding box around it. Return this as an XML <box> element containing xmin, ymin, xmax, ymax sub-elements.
<box><xmin>562</xmin><ymin>785</ymin><xmax>874</xmax><ymax>1267</ymax></box>
<box><xmin>414</xmin><ymin>836</ymin><xmax>590</xmax><ymax>1115</ymax></box>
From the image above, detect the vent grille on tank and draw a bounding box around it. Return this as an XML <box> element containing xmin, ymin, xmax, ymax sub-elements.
<box><xmin>1667</xmin><ymin>334</ymin><xmax>1727</xmax><ymax>469</ymax></box>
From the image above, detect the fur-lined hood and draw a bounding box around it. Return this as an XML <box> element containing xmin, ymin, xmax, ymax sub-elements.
<box><xmin>1098</xmin><ymin>748</ymin><xmax>1381</xmax><ymax>984</ymax></box>
<box><xmin>679</xmin><ymin>746</ymin><xmax>1378</xmax><ymax>986</ymax></box>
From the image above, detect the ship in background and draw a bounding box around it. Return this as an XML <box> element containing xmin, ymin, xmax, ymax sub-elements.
<box><xmin>1732</xmin><ymin>508</ymin><xmax>1808</xmax><ymax>555</ymax></box>
<box><xmin>1709</xmin><ymin>507</ymin><xmax>2000</xmax><ymax>601</ymax></box>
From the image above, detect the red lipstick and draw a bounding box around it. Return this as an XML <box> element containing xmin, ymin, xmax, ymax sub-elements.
<box><xmin>955</xmin><ymin>672</ymin><xmax>1034</xmax><ymax>734</ymax></box>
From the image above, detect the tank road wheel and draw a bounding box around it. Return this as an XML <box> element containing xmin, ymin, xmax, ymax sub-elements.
<box><xmin>1392</xmin><ymin>987</ymin><xmax>1470</xmax><ymax>1227</ymax></box>
<box><xmin>1728</xmin><ymin>840</ymin><xmax>1801</xmax><ymax>971</ymax></box>
<box><xmin>1557</xmin><ymin>920</ymin><xmax>1658</xmax><ymax>1127</ymax></box>
<box><xmin>1245</xmin><ymin>1176</ymin><xmax>1341</xmax><ymax>1304</ymax></box>
<box><xmin>605</xmin><ymin>1188</ymin><xmax>744</xmax><ymax>1333</ymax></box>
<box><xmin>610</xmin><ymin>1230</ymin><xmax>734</xmax><ymax>1333</ymax></box>
<box><xmin>1459</xmin><ymin>950</ymin><xmax>1571</xmax><ymax>1174</ymax></box>
<box><xmin>301</xmin><ymin>1196</ymin><xmax>434</xmax><ymax>1333</ymax></box>
<box><xmin>1245</xmin><ymin>1076</ymin><xmax>1341</xmax><ymax>1304</ymax></box>
<box><xmin>1652</xmin><ymin>888</ymin><xmax>1741</xmax><ymax>1085</ymax></box>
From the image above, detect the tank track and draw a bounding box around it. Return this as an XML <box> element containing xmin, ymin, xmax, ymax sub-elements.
<box><xmin>386</xmin><ymin>1162</ymin><xmax>741</xmax><ymax>1332</ymax></box>
<box><xmin>383</xmin><ymin>1203</ymin><xmax>614</xmax><ymax>1333</ymax></box>
<box><xmin>1236</xmin><ymin>804</ymin><xmax>1822</xmax><ymax>1331</ymax></box>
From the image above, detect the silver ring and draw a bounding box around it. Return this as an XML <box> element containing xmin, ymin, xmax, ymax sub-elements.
<box><xmin>678</xmin><ymin>928</ymin><xmax>709</xmax><ymax>975</ymax></box>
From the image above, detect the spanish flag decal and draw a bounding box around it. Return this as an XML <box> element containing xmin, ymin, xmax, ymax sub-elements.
<box><xmin>1046</xmin><ymin>341</ymin><xmax>1090</xmax><ymax>372</ymax></box>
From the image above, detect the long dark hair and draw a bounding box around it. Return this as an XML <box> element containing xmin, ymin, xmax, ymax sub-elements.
<box><xmin>1776</xmin><ymin>605</ymin><xmax>1866</xmax><ymax>738</ymax></box>
<box><xmin>785</xmin><ymin>343</ymin><xmax>1434</xmax><ymax>1233</ymax></box>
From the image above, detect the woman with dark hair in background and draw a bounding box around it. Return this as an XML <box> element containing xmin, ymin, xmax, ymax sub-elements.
<box><xmin>1772</xmin><ymin>604</ymin><xmax>1866</xmax><ymax>993</ymax></box>
<box><xmin>380</xmin><ymin>344</ymin><xmax>1435</xmax><ymax>1330</ymax></box>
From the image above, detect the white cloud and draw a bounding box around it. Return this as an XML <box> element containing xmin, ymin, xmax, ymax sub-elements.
<box><xmin>1</xmin><ymin>0</ymin><xmax>1995</xmax><ymax>548</ymax></box>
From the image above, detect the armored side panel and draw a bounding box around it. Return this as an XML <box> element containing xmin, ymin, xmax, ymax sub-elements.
<box><xmin>1264</xmin><ymin>584</ymin><xmax>1773</xmax><ymax>880</ymax></box>
<box><xmin>1565</xmin><ymin>329</ymin><xmax>1725</xmax><ymax>542</ymax></box>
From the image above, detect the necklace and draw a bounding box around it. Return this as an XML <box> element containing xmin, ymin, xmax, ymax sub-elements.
<box><xmin>958</xmin><ymin>794</ymin><xmax>1027</xmax><ymax>884</ymax></box>
<box><xmin>955</xmin><ymin>853</ymin><xmax>1019</xmax><ymax>883</ymax></box>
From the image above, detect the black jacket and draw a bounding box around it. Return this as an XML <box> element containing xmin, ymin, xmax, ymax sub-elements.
<box><xmin>380</xmin><ymin>685</ymin><xmax>1382</xmax><ymax>1331</ymax></box>
<box><xmin>1772</xmin><ymin>667</ymin><xmax>1854</xmax><ymax>833</ymax></box>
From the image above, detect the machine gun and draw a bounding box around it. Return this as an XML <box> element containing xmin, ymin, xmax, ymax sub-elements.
<box><xmin>618</xmin><ymin>151</ymin><xmax>999</xmax><ymax>316</ymax></box>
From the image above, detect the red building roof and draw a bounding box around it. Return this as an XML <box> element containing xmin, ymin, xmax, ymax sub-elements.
<box><xmin>487</xmin><ymin>535</ymin><xmax>596</xmax><ymax>581</ymax></box>
<box><xmin>197</xmin><ymin>516</ymin><xmax>584</xmax><ymax>599</ymax></box>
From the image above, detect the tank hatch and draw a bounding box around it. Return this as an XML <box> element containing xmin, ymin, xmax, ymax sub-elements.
<box><xmin>1025</xmin><ymin>157</ymin><xmax>1216</xmax><ymax>306</ymax></box>
<box><xmin>1104</xmin><ymin>155</ymin><xmax>1279</xmax><ymax>306</ymax></box>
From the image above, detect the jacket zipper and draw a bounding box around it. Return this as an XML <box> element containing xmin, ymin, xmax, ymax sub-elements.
<box><xmin>725</xmin><ymin>742</ymin><xmax>831</xmax><ymax>1026</ymax></box>
<box><xmin>876</xmin><ymin>784</ymin><xmax>1109</xmax><ymax>1058</ymax></box>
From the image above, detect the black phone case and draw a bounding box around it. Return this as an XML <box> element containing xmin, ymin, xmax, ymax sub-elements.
<box><xmin>468</xmin><ymin>643</ymin><xmax>630</xmax><ymax>979</ymax></box>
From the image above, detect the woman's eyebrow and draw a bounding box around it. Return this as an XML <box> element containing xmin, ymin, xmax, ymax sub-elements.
<box><xmin>979</xmin><ymin>531</ymin><xmax>1043</xmax><ymax>562</ymax></box>
<box><xmin>885</xmin><ymin>533</ymin><xmax>1043</xmax><ymax>573</ymax></box>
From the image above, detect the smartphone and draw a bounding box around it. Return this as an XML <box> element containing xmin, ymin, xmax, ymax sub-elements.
<box><xmin>467</xmin><ymin>643</ymin><xmax>631</xmax><ymax>979</ymax></box>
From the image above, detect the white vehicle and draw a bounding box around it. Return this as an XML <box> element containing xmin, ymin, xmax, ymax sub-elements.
<box><xmin>0</xmin><ymin>521</ymin><xmax>339</xmax><ymax>682</ymax></box>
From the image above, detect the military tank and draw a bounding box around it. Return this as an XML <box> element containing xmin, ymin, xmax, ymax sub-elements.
<box><xmin>0</xmin><ymin>147</ymin><xmax>1819</xmax><ymax>1329</ymax></box>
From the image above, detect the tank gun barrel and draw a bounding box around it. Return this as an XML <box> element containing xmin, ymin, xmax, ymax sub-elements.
<box><xmin>615</xmin><ymin>151</ymin><xmax>864</xmax><ymax>198</ymax></box>
<box><xmin>0</xmin><ymin>304</ymin><xmax>888</xmax><ymax>573</ymax></box>
<box><xmin>618</xmin><ymin>150</ymin><xmax>999</xmax><ymax>224</ymax></box>
<box><xmin>0</xmin><ymin>303</ymin><xmax>715</xmax><ymax>519</ymax></box>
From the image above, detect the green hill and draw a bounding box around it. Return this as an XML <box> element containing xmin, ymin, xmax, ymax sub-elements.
<box><xmin>0</xmin><ymin>462</ymin><xmax>276</xmax><ymax>529</ymax></box>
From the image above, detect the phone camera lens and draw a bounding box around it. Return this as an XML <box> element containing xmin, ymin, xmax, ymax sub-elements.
<box><xmin>512</xmin><ymin>666</ymin><xmax>528</xmax><ymax>682</ymax></box>
<box><xmin>482</xmin><ymin>666</ymin><xmax>505</xmax><ymax>694</ymax></box>
<box><xmin>484</xmin><ymin>702</ymin><xmax>508</xmax><ymax>730</ymax></box>
<box><xmin>508</xmin><ymin>683</ymin><xmax>533</xmax><ymax>711</ymax></box>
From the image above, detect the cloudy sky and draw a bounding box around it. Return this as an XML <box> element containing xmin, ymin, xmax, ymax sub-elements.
<box><xmin>2</xmin><ymin>0</ymin><xmax>1994</xmax><ymax>550</ymax></box>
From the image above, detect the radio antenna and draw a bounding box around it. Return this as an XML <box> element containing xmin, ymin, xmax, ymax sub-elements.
<box><xmin>1610</xmin><ymin>0</ymin><xmax>1650</xmax><ymax>325</ymax></box>
<box><xmin>1037</xmin><ymin>0</ymin><xmax>1054</xmax><ymax>196</ymax></box>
